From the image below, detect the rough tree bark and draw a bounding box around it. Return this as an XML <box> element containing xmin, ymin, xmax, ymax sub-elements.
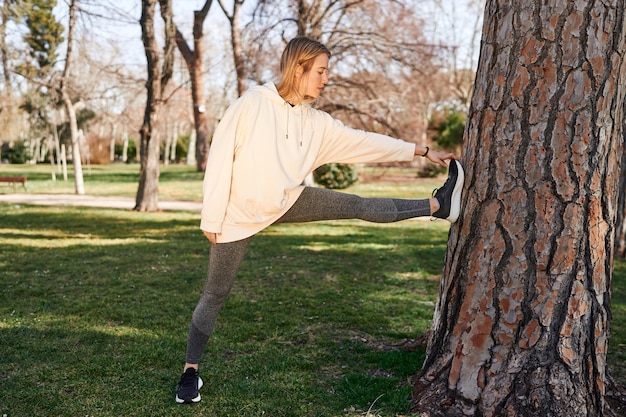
<box><xmin>175</xmin><ymin>0</ymin><xmax>212</xmax><ymax>172</ymax></box>
<box><xmin>412</xmin><ymin>1</ymin><xmax>626</xmax><ymax>417</ymax></box>
<box><xmin>135</xmin><ymin>0</ymin><xmax>175</xmax><ymax>212</ymax></box>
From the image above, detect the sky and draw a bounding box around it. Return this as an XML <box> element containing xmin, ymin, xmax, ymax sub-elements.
<box><xmin>61</xmin><ymin>0</ymin><xmax>484</xmax><ymax>74</ymax></box>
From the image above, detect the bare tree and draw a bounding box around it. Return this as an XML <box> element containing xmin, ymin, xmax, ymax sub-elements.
<box><xmin>57</xmin><ymin>0</ymin><xmax>85</xmax><ymax>194</ymax></box>
<box><xmin>218</xmin><ymin>0</ymin><xmax>246</xmax><ymax>97</ymax></box>
<box><xmin>135</xmin><ymin>0</ymin><xmax>176</xmax><ymax>212</ymax></box>
<box><xmin>250</xmin><ymin>0</ymin><xmax>445</xmax><ymax>153</ymax></box>
<box><xmin>412</xmin><ymin>1</ymin><xmax>626</xmax><ymax>416</ymax></box>
<box><xmin>174</xmin><ymin>0</ymin><xmax>213</xmax><ymax>172</ymax></box>
<box><xmin>1</xmin><ymin>0</ymin><xmax>12</xmax><ymax>107</ymax></box>
<box><xmin>431</xmin><ymin>0</ymin><xmax>484</xmax><ymax>108</ymax></box>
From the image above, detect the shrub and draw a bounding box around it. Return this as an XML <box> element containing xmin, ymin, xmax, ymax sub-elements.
<box><xmin>313</xmin><ymin>163</ymin><xmax>358</xmax><ymax>189</ymax></box>
<box><xmin>114</xmin><ymin>139</ymin><xmax>138</xmax><ymax>162</ymax></box>
<box><xmin>430</xmin><ymin>109</ymin><xmax>466</xmax><ymax>150</ymax></box>
<box><xmin>2</xmin><ymin>141</ymin><xmax>32</xmax><ymax>164</ymax></box>
<box><xmin>160</xmin><ymin>134</ymin><xmax>189</xmax><ymax>163</ymax></box>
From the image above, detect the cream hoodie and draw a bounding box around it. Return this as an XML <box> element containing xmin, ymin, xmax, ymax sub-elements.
<box><xmin>200</xmin><ymin>82</ymin><xmax>416</xmax><ymax>243</ymax></box>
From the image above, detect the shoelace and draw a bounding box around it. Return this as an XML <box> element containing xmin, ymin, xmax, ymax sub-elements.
<box><xmin>430</xmin><ymin>176</ymin><xmax>452</xmax><ymax>221</ymax></box>
<box><xmin>432</xmin><ymin>180</ymin><xmax>448</xmax><ymax>200</ymax></box>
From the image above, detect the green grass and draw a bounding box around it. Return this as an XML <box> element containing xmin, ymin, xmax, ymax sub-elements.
<box><xmin>0</xmin><ymin>206</ymin><xmax>446</xmax><ymax>417</ymax></box>
<box><xmin>0</xmin><ymin>162</ymin><xmax>205</xmax><ymax>200</ymax></box>
<box><xmin>0</xmin><ymin>163</ymin><xmax>625</xmax><ymax>416</ymax></box>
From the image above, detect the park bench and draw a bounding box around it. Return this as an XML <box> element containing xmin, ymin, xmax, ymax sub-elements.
<box><xmin>0</xmin><ymin>176</ymin><xmax>27</xmax><ymax>189</ymax></box>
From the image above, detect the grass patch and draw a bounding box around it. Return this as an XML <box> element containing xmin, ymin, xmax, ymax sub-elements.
<box><xmin>0</xmin><ymin>163</ymin><xmax>204</xmax><ymax>201</ymax></box>
<box><xmin>0</xmin><ymin>193</ymin><xmax>448</xmax><ymax>416</ymax></box>
<box><xmin>1</xmin><ymin>164</ymin><xmax>625</xmax><ymax>416</ymax></box>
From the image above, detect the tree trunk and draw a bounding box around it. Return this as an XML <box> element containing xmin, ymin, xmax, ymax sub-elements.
<box><xmin>59</xmin><ymin>0</ymin><xmax>84</xmax><ymax>195</ymax></box>
<box><xmin>295</xmin><ymin>0</ymin><xmax>323</xmax><ymax>38</ymax></box>
<box><xmin>1</xmin><ymin>0</ymin><xmax>11</xmax><ymax>108</ymax></box>
<box><xmin>186</xmin><ymin>127</ymin><xmax>197</xmax><ymax>166</ymax></box>
<box><xmin>135</xmin><ymin>0</ymin><xmax>175</xmax><ymax>212</ymax></box>
<box><xmin>61</xmin><ymin>93</ymin><xmax>85</xmax><ymax>194</ymax></box>
<box><xmin>412</xmin><ymin>2</ymin><xmax>626</xmax><ymax>417</ymax></box>
<box><xmin>218</xmin><ymin>0</ymin><xmax>246</xmax><ymax>96</ymax></box>
<box><xmin>230</xmin><ymin>1</ymin><xmax>245</xmax><ymax>96</ymax></box>
<box><xmin>175</xmin><ymin>1</ymin><xmax>212</xmax><ymax>172</ymax></box>
<box><xmin>122</xmin><ymin>132</ymin><xmax>129</xmax><ymax>162</ymax></box>
<box><xmin>136</xmin><ymin>108</ymin><xmax>160</xmax><ymax>211</ymax></box>
<box><xmin>109</xmin><ymin>122</ymin><xmax>117</xmax><ymax>162</ymax></box>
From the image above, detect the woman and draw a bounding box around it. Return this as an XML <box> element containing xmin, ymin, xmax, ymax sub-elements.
<box><xmin>176</xmin><ymin>36</ymin><xmax>464</xmax><ymax>404</ymax></box>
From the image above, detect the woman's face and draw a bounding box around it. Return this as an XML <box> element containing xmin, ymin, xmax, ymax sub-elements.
<box><xmin>297</xmin><ymin>53</ymin><xmax>329</xmax><ymax>101</ymax></box>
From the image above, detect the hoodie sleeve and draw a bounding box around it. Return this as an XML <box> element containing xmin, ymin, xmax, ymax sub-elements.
<box><xmin>314</xmin><ymin>112</ymin><xmax>416</xmax><ymax>166</ymax></box>
<box><xmin>200</xmin><ymin>97</ymin><xmax>247</xmax><ymax>233</ymax></box>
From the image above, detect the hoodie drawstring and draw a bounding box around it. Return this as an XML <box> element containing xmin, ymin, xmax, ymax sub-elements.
<box><xmin>285</xmin><ymin>102</ymin><xmax>289</xmax><ymax>141</ymax></box>
<box><xmin>285</xmin><ymin>101</ymin><xmax>305</xmax><ymax>147</ymax></box>
<box><xmin>299</xmin><ymin>109</ymin><xmax>304</xmax><ymax>146</ymax></box>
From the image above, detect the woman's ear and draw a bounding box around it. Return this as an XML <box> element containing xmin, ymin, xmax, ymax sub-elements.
<box><xmin>294</xmin><ymin>64</ymin><xmax>304</xmax><ymax>79</ymax></box>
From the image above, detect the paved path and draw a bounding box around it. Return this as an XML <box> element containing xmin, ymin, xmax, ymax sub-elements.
<box><xmin>0</xmin><ymin>193</ymin><xmax>202</xmax><ymax>212</ymax></box>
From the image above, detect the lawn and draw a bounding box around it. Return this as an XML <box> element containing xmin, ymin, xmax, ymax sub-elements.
<box><xmin>0</xmin><ymin>163</ymin><xmax>625</xmax><ymax>416</ymax></box>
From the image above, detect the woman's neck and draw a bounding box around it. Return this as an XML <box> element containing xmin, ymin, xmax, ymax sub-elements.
<box><xmin>282</xmin><ymin>95</ymin><xmax>301</xmax><ymax>106</ymax></box>
<box><xmin>280</xmin><ymin>89</ymin><xmax>305</xmax><ymax>106</ymax></box>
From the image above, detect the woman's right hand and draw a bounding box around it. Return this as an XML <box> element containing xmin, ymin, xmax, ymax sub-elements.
<box><xmin>203</xmin><ymin>231</ymin><xmax>217</xmax><ymax>244</ymax></box>
<box><xmin>426</xmin><ymin>149</ymin><xmax>457</xmax><ymax>167</ymax></box>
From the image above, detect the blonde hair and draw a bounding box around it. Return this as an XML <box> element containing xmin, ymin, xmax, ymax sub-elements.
<box><xmin>277</xmin><ymin>37</ymin><xmax>331</xmax><ymax>103</ymax></box>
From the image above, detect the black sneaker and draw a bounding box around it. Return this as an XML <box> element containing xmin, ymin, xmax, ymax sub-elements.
<box><xmin>175</xmin><ymin>367</ymin><xmax>204</xmax><ymax>404</ymax></box>
<box><xmin>432</xmin><ymin>160</ymin><xmax>464</xmax><ymax>223</ymax></box>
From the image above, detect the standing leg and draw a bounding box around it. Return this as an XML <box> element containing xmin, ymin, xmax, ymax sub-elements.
<box><xmin>176</xmin><ymin>236</ymin><xmax>252</xmax><ymax>404</ymax></box>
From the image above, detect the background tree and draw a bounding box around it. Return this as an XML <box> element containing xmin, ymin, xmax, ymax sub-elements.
<box><xmin>1</xmin><ymin>1</ymin><xmax>8</xmax><ymax>88</ymax></box>
<box><xmin>411</xmin><ymin>1</ymin><xmax>626</xmax><ymax>416</ymax></box>
<box><xmin>432</xmin><ymin>0</ymin><xmax>484</xmax><ymax>108</ymax></box>
<box><xmin>218</xmin><ymin>0</ymin><xmax>246</xmax><ymax>97</ymax></box>
<box><xmin>56</xmin><ymin>0</ymin><xmax>85</xmax><ymax>194</ymax></box>
<box><xmin>135</xmin><ymin>0</ymin><xmax>176</xmax><ymax>211</ymax></box>
<box><xmin>0</xmin><ymin>0</ymin><xmax>25</xmax><ymax>161</ymax></box>
<box><xmin>21</xmin><ymin>0</ymin><xmax>63</xmax><ymax>72</ymax></box>
<box><xmin>174</xmin><ymin>0</ymin><xmax>212</xmax><ymax>172</ymax></box>
<box><xmin>14</xmin><ymin>0</ymin><xmax>66</xmax><ymax>168</ymax></box>
<box><xmin>0</xmin><ymin>0</ymin><xmax>16</xmax><ymax>115</ymax></box>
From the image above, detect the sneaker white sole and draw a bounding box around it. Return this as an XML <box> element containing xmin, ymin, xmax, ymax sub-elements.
<box><xmin>446</xmin><ymin>160</ymin><xmax>464</xmax><ymax>223</ymax></box>
<box><xmin>175</xmin><ymin>377</ymin><xmax>204</xmax><ymax>404</ymax></box>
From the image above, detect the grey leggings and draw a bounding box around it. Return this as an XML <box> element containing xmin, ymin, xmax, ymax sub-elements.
<box><xmin>185</xmin><ymin>187</ymin><xmax>431</xmax><ymax>364</ymax></box>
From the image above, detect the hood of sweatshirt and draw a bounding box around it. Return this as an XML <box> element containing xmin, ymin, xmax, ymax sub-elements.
<box><xmin>250</xmin><ymin>82</ymin><xmax>297</xmax><ymax>106</ymax></box>
<box><xmin>252</xmin><ymin>83</ymin><xmax>311</xmax><ymax>146</ymax></box>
